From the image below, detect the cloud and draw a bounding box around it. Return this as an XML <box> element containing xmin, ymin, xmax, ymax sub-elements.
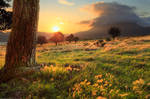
<box><xmin>58</xmin><ymin>0</ymin><xmax>74</xmax><ymax>6</ymax></box>
<box><xmin>79</xmin><ymin>2</ymin><xmax>149</xmax><ymax>27</ymax></box>
<box><xmin>142</xmin><ymin>17</ymin><xmax>150</xmax><ymax>26</ymax></box>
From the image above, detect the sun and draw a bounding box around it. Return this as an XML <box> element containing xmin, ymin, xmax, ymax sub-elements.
<box><xmin>52</xmin><ymin>26</ymin><xmax>60</xmax><ymax>32</ymax></box>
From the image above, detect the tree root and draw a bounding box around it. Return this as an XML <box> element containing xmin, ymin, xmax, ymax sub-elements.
<box><xmin>0</xmin><ymin>66</ymin><xmax>40</xmax><ymax>84</ymax></box>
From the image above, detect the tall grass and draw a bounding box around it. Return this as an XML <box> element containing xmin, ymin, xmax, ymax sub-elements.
<box><xmin>0</xmin><ymin>36</ymin><xmax>150</xmax><ymax>98</ymax></box>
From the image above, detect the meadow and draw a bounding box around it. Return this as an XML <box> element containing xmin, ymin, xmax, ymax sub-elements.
<box><xmin>0</xmin><ymin>36</ymin><xmax>150</xmax><ymax>99</ymax></box>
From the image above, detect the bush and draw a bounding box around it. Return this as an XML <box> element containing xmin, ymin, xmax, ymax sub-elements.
<box><xmin>37</xmin><ymin>36</ymin><xmax>48</xmax><ymax>45</ymax></box>
<box><xmin>101</xmin><ymin>42</ymin><xmax>106</xmax><ymax>47</ymax></box>
<box><xmin>73</xmin><ymin>37</ymin><xmax>79</xmax><ymax>43</ymax></box>
<box><xmin>49</xmin><ymin>32</ymin><xmax>64</xmax><ymax>45</ymax></box>
<box><xmin>94</xmin><ymin>40</ymin><xmax>104</xmax><ymax>47</ymax></box>
<box><xmin>105</xmin><ymin>38</ymin><xmax>111</xmax><ymax>42</ymax></box>
<box><xmin>108</xmin><ymin>27</ymin><xmax>121</xmax><ymax>39</ymax></box>
<box><xmin>98</xmin><ymin>40</ymin><xmax>104</xmax><ymax>43</ymax></box>
<box><xmin>66</xmin><ymin>34</ymin><xmax>79</xmax><ymax>43</ymax></box>
<box><xmin>66</xmin><ymin>34</ymin><xmax>74</xmax><ymax>43</ymax></box>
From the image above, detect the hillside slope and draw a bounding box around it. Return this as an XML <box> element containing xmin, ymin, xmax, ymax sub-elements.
<box><xmin>75</xmin><ymin>23</ymin><xmax>150</xmax><ymax>39</ymax></box>
<box><xmin>0</xmin><ymin>36</ymin><xmax>150</xmax><ymax>98</ymax></box>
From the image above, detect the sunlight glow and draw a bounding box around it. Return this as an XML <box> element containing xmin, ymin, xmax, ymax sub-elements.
<box><xmin>52</xmin><ymin>26</ymin><xmax>60</xmax><ymax>32</ymax></box>
<box><xmin>60</xmin><ymin>22</ymin><xmax>64</xmax><ymax>25</ymax></box>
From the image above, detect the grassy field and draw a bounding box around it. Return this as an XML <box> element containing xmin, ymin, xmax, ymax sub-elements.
<box><xmin>0</xmin><ymin>36</ymin><xmax>150</xmax><ymax>98</ymax></box>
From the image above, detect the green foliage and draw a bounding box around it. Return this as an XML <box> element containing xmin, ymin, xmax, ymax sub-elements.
<box><xmin>0</xmin><ymin>0</ymin><xmax>10</xmax><ymax>8</ymax></box>
<box><xmin>74</xmin><ymin>37</ymin><xmax>79</xmax><ymax>43</ymax></box>
<box><xmin>108</xmin><ymin>27</ymin><xmax>121</xmax><ymax>39</ymax></box>
<box><xmin>66</xmin><ymin>34</ymin><xmax>79</xmax><ymax>43</ymax></box>
<box><xmin>1</xmin><ymin>36</ymin><xmax>150</xmax><ymax>98</ymax></box>
<box><xmin>66</xmin><ymin>34</ymin><xmax>74</xmax><ymax>42</ymax></box>
<box><xmin>105</xmin><ymin>38</ymin><xmax>111</xmax><ymax>42</ymax></box>
<box><xmin>37</xmin><ymin>36</ymin><xmax>48</xmax><ymax>45</ymax></box>
<box><xmin>49</xmin><ymin>32</ymin><xmax>65</xmax><ymax>45</ymax></box>
<box><xmin>0</xmin><ymin>0</ymin><xmax>12</xmax><ymax>31</ymax></box>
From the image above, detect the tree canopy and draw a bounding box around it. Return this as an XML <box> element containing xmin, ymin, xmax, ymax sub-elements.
<box><xmin>66</xmin><ymin>34</ymin><xmax>74</xmax><ymax>42</ymax></box>
<box><xmin>108</xmin><ymin>27</ymin><xmax>121</xmax><ymax>39</ymax></box>
<box><xmin>49</xmin><ymin>32</ymin><xmax>65</xmax><ymax>45</ymax></box>
<box><xmin>0</xmin><ymin>0</ymin><xmax>12</xmax><ymax>31</ymax></box>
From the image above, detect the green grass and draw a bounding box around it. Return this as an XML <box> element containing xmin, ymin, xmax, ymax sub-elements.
<box><xmin>0</xmin><ymin>45</ymin><xmax>5</xmax><ymax>69</ymax></box>
<box><xmin>0</xmin><ymin>36</ymin><xmax>150</xmax><ymax>98</ymax></box>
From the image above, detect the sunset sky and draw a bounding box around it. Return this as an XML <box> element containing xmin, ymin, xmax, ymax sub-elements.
<box><xmin>36</xmin><ymin>0</ymin><xmax>149</xmax><ymax>33</ymax></box>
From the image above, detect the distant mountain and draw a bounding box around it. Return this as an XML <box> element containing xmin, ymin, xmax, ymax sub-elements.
<box><xmin>0</xmin><ymin>32</ymin><xmax>58</xmax><ymax>42</ymax></box>
<box><xmin>38</xmin><ymin>32</ymin><xmax>53</xmax><ymax>40</ymax></box>
<box><xmin>38</xmin><ymin>32</ymin><xmax>68</xmax><ymax>39</ymax></box>
<box><xmin>75</xmin><ymin>23</ymin><xmax>150</xmax><ymax>39</ymax></box>
<box><xmin>0</xmin><ymin>32</ymin><xmax>9</xmax><ymax>42</ymax></box>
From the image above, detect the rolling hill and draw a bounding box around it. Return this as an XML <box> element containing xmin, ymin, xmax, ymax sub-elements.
<box><xmin>0</xmin><ymin>32</ymin><xmax>53</xmax><ymax>42</ymax></box>
<box><xmin>75</xmin><ymin>22</ymin><xmax>150</xmax><ymax>39</ymax></box>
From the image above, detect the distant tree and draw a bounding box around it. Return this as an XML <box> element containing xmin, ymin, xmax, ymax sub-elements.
<box><xmin>94</xmin><ymin>40</ymin><xmax>104</xmax><ymax>47</ymax></box>
<box><xmin>66</xmin><ymin>34</ymin><xmax>74</xmax><ymax>43</ymax></box>
<box><xmin>105</xmin><ymin>38</ymin><xmax>111</xmax><ymax>42</ymax></box>
<box><xmin>49</xmin><ymin>32</ymin><xmax>64</xmax><ymax>45</ymax></box>
<box><xmin>0</xmin><ymin>0</ymin><xmax>40</xmax><ymax>83</ymax></box>
<box><xmin>98</xmin><ymin>40</ymin><xmax>104</xmax><ymax>43</ymax></box>
<box><xmin>73</xmin><ymin>37</ymin><xmax>79</xmax><ymax>43</ymax></box>
<box><xmin>0</xmin><ymin>0</ymin><xmax>12</xmax><ymax>31</ymax></box>
<box><xmin>37</xmin><ymin>36</ymin><xmax>48</xmax><ymax>45</ymax></box>
<box><xmin>108</xmin><ymin>27</ymin><xmax>121</xmax><ymax>39</ymax></box>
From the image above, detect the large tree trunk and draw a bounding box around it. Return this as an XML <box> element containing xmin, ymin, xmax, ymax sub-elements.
<box><xmin>0</xmin><ymin>0</ymin><xmax>40</xmax><ymax>83</ymax></box>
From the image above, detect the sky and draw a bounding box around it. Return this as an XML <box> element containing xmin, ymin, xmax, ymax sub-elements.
<box><xmin>33</xmin><ymin>0</ymin><xmax>150</xmax><ymax>33</ymax></box>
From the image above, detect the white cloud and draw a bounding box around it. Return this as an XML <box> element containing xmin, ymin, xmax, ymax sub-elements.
<box><xmin>80</xmin><ymin>2</ymin><xmax>146</xmax><ymax>27</ymax></box>
<box><xmin>58</xmin><ymin>0</ymin><xmax>74</xmax><ymax>6</ymax></box>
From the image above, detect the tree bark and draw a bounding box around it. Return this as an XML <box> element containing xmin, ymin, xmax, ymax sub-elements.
<box><xmin>55</xmin><ymin>42</ymin><xmax>58</xmax><ymax>46</ymax></box>
<box><xmin>0</xmin><ymin>0</ymin><xmax>40</xmax><ymax>83</ymax></box>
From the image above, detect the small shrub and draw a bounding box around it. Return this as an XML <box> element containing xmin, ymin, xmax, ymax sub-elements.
<box><xmin>66</xmin><ymin>34</ymin><xmax>74</xmax><ymax>43</ymax></box>
<box><xmin>37</xmin><ymin>36</ymin><xmax>48</xmax><ymax>45</ymax></box>
<box><xmin>108</xmin><ymin>27</ymin><xmax>121</xmax><ymax>39</ymax></box>
<box><xmin>98</xmin><ymin>40</ymin><xmax>104</xmax><ymax>43</ymax></box>
<box><xmin>49</xmin><ymin>32</ymin><xmax>65</xmax><ymax>45</ymax></box>
<box><xmin>105</xmin><ymin>38</ymin><xmax>111</xmax><ymax>42</ymax></box>
<box><xmin>66</xmin><ymin>34</ymin><xmax>79</xmax><ymax>43</ymax></box>
<box><xmin>74</xmin><ymin>37</ymin><xmax>79</xmax><ymax>43</ymax></box>
<box><xmin>101</xmin><ymin>43</ymin><xmax>106</xmax><ymax>47</ymax></box>
<box><xmin>94</xmin><ymin>40</ymin><xmax>105</xmax><ymax>47</ymax></box>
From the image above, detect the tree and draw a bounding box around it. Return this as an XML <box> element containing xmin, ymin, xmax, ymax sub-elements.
<box><xmin>49</xmin><ymin>32</ymin><xmax>64</xmax><ymax>45</ymax></box>
<box><xmin>37</xmin><ymin>36</ymin><xmax>48</xmax><ymax>45</ymax></box>
<box><xmin>66</xmin><ymin>34</ymin><xmax>74</xmax><ymax>43</ymax></box>
<box><xmin>0</xmin><ymin>0</ymin><xmax>12</xmax><ymax>31</ymax></box>
<box><xmin>73</xmin><ymin>37</ymin><xmax>79</xmax><ymax>43</ymax></box>
<box><xmin>0</xmin><ymin>0</ymin><xmax>40</xmax><ymax>83</ymax></box>
<box><xmin>105</xmin><ymin>38</ymin><xmax>111</xmax><ymax>42</ymax></box>
<box><xmin>108</xmin><ymin>27</ymin><xmax>121</xmax><ymax>39</ymax></box>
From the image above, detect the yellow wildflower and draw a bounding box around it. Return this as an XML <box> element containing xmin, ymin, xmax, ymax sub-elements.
<box><xmin>105</xmin><ymin>81</ymin><xmax>109</xmax><ymax>84</ymax></box>
<box><xmin>50</xmin><ymin>78</ymin><xmax>54</xmax><ymax>81</ymax></box>
<box><xmin>96</xmin><ymin>96</ymin><xmax>106</xmax><ymax>99</ymax></box>
<box><xmin>92</xmin><ymin>90</ymin><xmax>97</xmax><ymax>96</ymax></box>
<box><xmin>66</xmin><ymin>66</ymin><xmax>72</xmax><ymax>71</ymax></box>
<box><xmin>133</xmin><ymin>86</ymin><xmax>138</xmax><ymax>91</ymax></box>
<box><xmin>95</xmin><ymin>75</ymin><xmax>103</xmax><ymax>79</ymax></box>
<box><xmin>93</xmin><ymin>83</ymin><xmax>99</xmax><ymax>87</ymax></box>
<box><xmin>80</xmin><ymin>81</ymin><xmax>85</xmax><ymax>85</ymax></box>
<box><xmin>139</xmin><ymin>79</ymin><xmax>144</xmax><ymax>85</ymax></box>
<box><xmin>119</xmin><ymin>93</ymin><xmax>129</xmax><ymax>97</ymax></box>
<box><xmin>147</xmin><ymin>83</ymin><xmax>150</xmax><ymax>86</ymax></box>
<box><xmin>145</xmin><ymin>94</ymin><xmax>150</xmax><ymax>99</ymax></box>
<box><xmin>100</xmin><ymin>85</ymin><xmax>104</xmax><ymax>89</ymax></box>
<box><xmin>133</xmin><ymin>79</ymin><xmax>144</xmax><ymax>85</ymax></box>
<box><xmin>87</xmin><ymin>82</ymin><xmax>91</xmax><ymax>85</ymax></box>
<box><xmin>97</xmin><ymin>79</ymin><xmax>103</xmax><ymax>83</ymax></box>
<box><xmin>109</xmin><ymin>84</ymin><xmax>112</xmax><ymax>87</ymax></box>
